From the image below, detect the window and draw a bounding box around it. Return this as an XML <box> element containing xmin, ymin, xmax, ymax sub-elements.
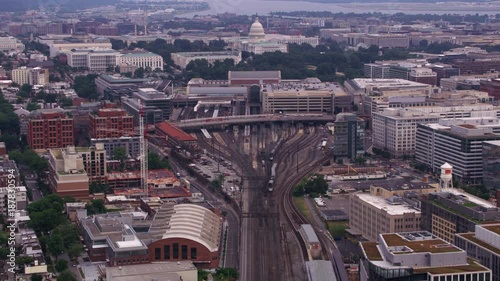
<box><xmin>182</xmin><ymin>245</ymin><xmax>188</xmax><ymax>259</ymax></box>
<box><xmin>154</xmin><ymin>248</ymin><xmax>161</xmax><ymax>260</ymax></box>
<box><xmin>173</xmin><ymin>243</ymin><xmax>179</xmax><ymax>259</ymax></box>
<box><xmin>164</xmin><ymin>245</ymin><xmax>170</xmax><ymax>259</ymax></box>
<box><xmin>191</xmin><ymin>248</ymin><xmax>197</xmax><ymax>259</ymax></box>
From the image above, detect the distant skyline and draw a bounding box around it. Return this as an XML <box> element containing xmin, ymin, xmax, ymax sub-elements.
<box><xmin>183</xmin><ymin>0</ymin><xmax>500</xmax><ymax>17</ymax></box>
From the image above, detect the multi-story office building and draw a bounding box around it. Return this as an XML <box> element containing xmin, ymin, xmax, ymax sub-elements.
<box><xmin>0</xmin><ymin>36</ymin><xmax>25</xmax><ymax>51</ymax></box>
<box><xmin>350</xmin><ymin>188</ymin><xmax>422</xmax><ymax>241</ymax></box>
<box><xmin>95</xmin><ymin>74</ymin><xmax>151</xmax><ymax>95</ymax></box>
<box><xmin>360</xmin><ymin>231</ymin><xmax>492</xmax><ymax>281</ymax></box>
<box><xmin>421</xmin><ymin>189</ymin><xmax>500</xmax><ymax>243</ymax></box>
<box><xmin>76</xmin><ymin>144</ymin><xmax>107</xmax><ymax>184</ymax></box>
<box><xmin>49</xmin><ymin>41</ymin><xmax>112</xmax><ymax>57</ymax></box>
<box><xmin>28</xmin><ymin>110</ymin><xmax>74</xmax><ymax>150</ymax></box>
<box><xmin>261</xmin><ymin>78</ymin><xmax>336</xmax><ymax>113</ymax></box>
<box><xmin>451</xmin><ymin>59</ymin><xmax>500</xmax><ymax>75</ymax></box>
<box><xmin>372</xmin><ymin>108</ymin><xmax>441</xmax><ymax>157</ymax></box>
<box><xmin>480</xmin><ymin>78</ymin><xmax>500</xmax><ymax>100</ymax></box>
<box><xmin>133</xmin><ymin>88</ymin><xmax>172</xmax><ymax>120</ymax></box>
<box><xmin>48</xmin><ymin>146</ymin><xmax>89</xmax><ymax>200</ymax></box>
<box><xmin>440</xmin><ymin>73</ymin><xmax>499</xmax><ymax>91</ymax></box>
<box><xmin>171</xmin><ymin>51</ymin><xmax>241</xmax><ymax>69</ymax></box>
<box><xmin>118</xmin><ymin>52</ymin><xmax>164</xmax><ymax>71</ymax></box>
<box><xmin>11</xmin><ymin>67</ymin><xmax>31</xmax><ymax>85</ymax></box>
<box><xmin>0</xmin><ymin>186</ymin><xmax>27</xmax><ymax>216</ymax></box>
<box><xmin>122</xmin><ymin>97</ymin><xmax>164</xmax><ymax>125</ymax></box>
<box><xmin>89</xmin><ymin>108</ymin><xmax>134</xmax><ymax>139</ymax></box>
<box><xmin>228</xmin><ymin>70</ymin><xmax>281</xmax><ymax>85</ymax></box>
<box><xmin>483</xmin><ymin>140</ymin><xmax>500</xmax><ymax>190</ymax></box>
<box><xmin>455</xmin><ymin>224</ymin><xmax>500</xmax><ymax>281</ymax></box>
<box><xmin>430</xmin><ymin>64</ymin><xmax>460</xmax><ymax>85</ymax></box>
<box><xmin>91</xmin><ymin>137</ymin><xmax>141</xmax><ymax>159</ymax></box>
<box><xmin>332</xmin><ymin>113</ymin><xmax>365</xmax><ymax>160</ymax></box>
<box><xmin>416</xmin><ymin>118</ymin><xmax>500</xmax><ymax>184</ymax></box>
<box><xmin>364</xmin><ymin>63</ymin><xmax>391</xmax><ymax>79</ymax></box>
<box><xmin>67</xmin><ymin>48</ymin><xmax>119</xmax><ymax>71</ymax></box>
<box><xmin>409</xmin><ymin>68</ymin><xmax>438</xmax><ymax>86</ymax></box>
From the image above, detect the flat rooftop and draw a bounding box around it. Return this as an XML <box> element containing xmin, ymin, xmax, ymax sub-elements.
<box><xmin>172</xmin><ymin>50</ymin><xmax>240</xmax><ymax>57</ymax></box>
<box><xmin>352</xmin><ymin>78</ymin><xmax>430</xmax><ymax>89</ymax></box>
<box><xmin>440</xmin><ymin>188</ymin><xmax>497</xmax><ymax>209</ymax></box>
<box><xmin>382</xmin><ymin>232</ymin><xmax>461</xmax><ymax>254</ymax></box>
<box><xmin>106</xmin><ymin>261</ymin><xmax>196</xmax><ymax>278</ymax></box>
<box><xmin>354</xmin><ymin>193</ymin><xmax>421</xmax><ymax>216</ymax></box>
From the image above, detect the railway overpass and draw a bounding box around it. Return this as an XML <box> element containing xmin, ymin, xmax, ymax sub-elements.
<box><xmin>172</xmin><ymin>114</ymin><xmax>335</xmax><ymax>129</ymax></box>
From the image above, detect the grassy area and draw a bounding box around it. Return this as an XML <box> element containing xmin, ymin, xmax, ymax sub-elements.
<box><xmin>326</xmin><ymin>221</ymin><xmax>347</xmax><ymax>238</ymax></box>
<box><xmin>293</xmin><ymin>197</ymin><xmax>315</xmax><ymax>222</ymax></box>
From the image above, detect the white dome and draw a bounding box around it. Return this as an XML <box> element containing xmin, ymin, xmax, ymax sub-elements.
<box><xmin>249</xmin><ymin>17</ymin><xmax>265</xmax><ymax>39</ymax></box>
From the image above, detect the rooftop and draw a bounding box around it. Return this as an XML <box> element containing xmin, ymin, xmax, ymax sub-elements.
<box><xmin>106</xmin><ymin>261</ymin><xmax>196</xmax><ymax>280</ymax></box>
<box><xmin>172</xmin><ymin>50</ymin><xmax>240</xmax><ymax>57</ymax></box>
<box><xmin>228</xmin><ymin>70</ymin><xmax>281</xmax><ymax>80</ymax></box>
<box><xmin>382</xmin><ymin>233</ymin><xmax>461</xmax><ymax>254</ymax></box>
<box><xmin>354</xmin><ymin>193</ymin><xmax>421</xmax><ymax>216</ymax></box>
<box><xmin>352</xmin><ymin>78</ymin><xmax>431</xmax><ymax>89</ymax></box>
<box><xmin>98</xmin><ymin>74</ymin><xmax>151</xmax><ymax>84</ymax></box>
<box><xmin>120</xmin><ymin>52</ymin><xmax>162</xmax><ymax>58</ymax></box>
<box><xmin>156</xmin><ymin>122</ymin><xmax>197</xmax><ymax>142</ymax></box>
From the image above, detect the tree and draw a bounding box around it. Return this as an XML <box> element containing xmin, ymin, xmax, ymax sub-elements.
<box><xmin>55</xmin><ymin>259</ymin><xmax>68</xmax><ymax>272</ymax></box>
<box><xmin>31</xmin><ymin>274</ymin><xmax>43</xmax><ymax>281</ymax></box>
<box><xmin>86</xmin><ymin>199</ymin><xmax>107</xmax><ymax>215</ymax></box>
<box><xmin>148</xmin><ymin>153</ymin><xmax>171</xmax><ymax>170</ymax></box>
<box><xmin>134</xmin><ymin>67</ymin><xmax>145</xmax><ymax>78</ymax></box>
<box><xmin>27</xmin><ymin>194</ymin><xmax>66</xmax><ymax>232</ymax></box>
<box><xmin>73</xmin><ymin>74</ymin><xmax>99</xmax><ymax>100</ymax></box>
<box><xmin>48</xmin><ymin>234</ymin><xmax>64</xmax><ymax>259</ymax></box>
<box><xmin>214</xmin><ymin>268</ymin><xmax>239</xmax><ymax>281</ymax></box>
<box><xmin>18</xmin><ymin>84</ymin><xmax>32</xmax><ymax>98</ymax></box>
<box><xmin>113</xmin><ymin>147</ymin><xmax>127</xmax><ymax>171</ymax></box>
<box><xmin>67</xmin><ymin>243</ymin><xmax>84</xmax><ymax>260</ymax></box>
<box><xmin>26</xmin><ymin>102</ymin><xmax>40</xmax><ymax>111</ymax></box>
<box><xmin>354</xmin><ymin>156</ymin><xmax>367</xmax><ymax>165</ymax></box>
<box><xmin>57</xmin><ymin>270</ymin><xmax>77</xmax><ymax>281</ymax></box>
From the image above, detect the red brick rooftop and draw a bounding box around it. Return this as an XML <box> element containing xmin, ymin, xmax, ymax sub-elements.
<box><xmin>156</xmin><ymin>122</ymin><xmax>197</xmax><ymax>142</ymax></box>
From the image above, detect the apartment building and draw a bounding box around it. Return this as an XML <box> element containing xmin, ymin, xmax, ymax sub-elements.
<box><xmin>360</xmin><ymin>231</ymin><xmax>492</xmax><ymax>281</ymax></box>
<box><xmin>67</xmin><ymin>48</ymin><xmax>119</xmax><ymax>71</ymax></box>
<box><xmin>119</xmin><ymin>52</ymin><xmax>164</xmax><ymax>71</ymax></box>
<box><xmin>372</xmin><ymin>108</ymin><xmax>441</xmax><ymax>157</ymax></box>
<box><xmin>332</xmin><ymin>113</ymin><xmax>365</xmax><ymax>160</ymax></box>
<box><xmin>171</xmin><ymin>51</ymin><xmax>241</xmax><ymax>69</ymax></box>
<box><xmin>48</xmin><ymin>146</ymin><xmax>89</xmax><ymax>200</ymax></box>
<box><xmin>455</xmin><ymin>224</ymin><xmax>500</xmax><ymax>281</ymax></box>
<box><xmin>416</xmin><ymin>118</ymin><xmax>500</xmax><ymax>184</ymax></box>
<box><xmin>421</xmin><ymin>190</ymin><xmax>500</xmax><ymax>243</ymax></box>
<box><xmin>0</xmin><ymin>159</ymin><xmax>20</xmax><ymax>188</ymax></box>
<box><xmin>11</xmin><ymin>67</ymin><xmax>49</xmax><ymax>86</ymax></box>
<box><xmin>0</xmin><ymin>186</ymin><xmax>27</xmax><ymax>216</ymax></box>
<box><xmin>76</xmin><ymin>144</ymin><xmax>107</xmax><ymax>184</ymax></box>
<box><xmin>28</xmin><ymin>110</ymin><xmax>74</xmax><ymax>150</ymax></box>
<box><xmin>91</xmin><ymin>137</ymin><xmax>141</xmax><ymax>159</ymax></box>
<box><xmin>261</xmin><ymin>78</ymin><xmax>335</xmax><ymax>113</ymax></box>
<box><xmin>89</xmin><ymin>108</ymin><xmax>135</xmax><ymax>139</ymax></box>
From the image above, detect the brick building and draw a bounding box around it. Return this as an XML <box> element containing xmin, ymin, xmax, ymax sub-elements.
<box><xmin>155</xmin><ymin>122</ymin><xmax>197</xmax><ymax>149</ymax></box>
<box><xmin>27</xmin><ymin>109</ymin><xmax>74</xmax><ymax>150</ymax></box>
<box><xmin>480</xmin><ymin>78</ymin><xmax>500</xmax><ymax>100</ymax></box>
<box><xmin>89</xmin><ymin>107</ymin><xmax>135</xmax><ymax>139</ymax></box>
<box><xmin>452</xmin><ymin>59</ymin><xmax>500</xmax><ymax>75</ymax></box>
<box><xmin>80</xmin><ymin>203</ymin><xmax>222</xmax><ymax>268</ymax></box>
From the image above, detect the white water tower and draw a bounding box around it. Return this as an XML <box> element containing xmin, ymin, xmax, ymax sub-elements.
<box><xmin>440</xmin><ymin>162</ymin><xmax>453</xmax><ymax>189</ymax></box>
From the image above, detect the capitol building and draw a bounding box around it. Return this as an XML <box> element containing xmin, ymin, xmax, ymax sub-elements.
<box><xmin>231</xmin><ymin>18</ymin><xmax>319</xmax><ymax>55</ymax></box>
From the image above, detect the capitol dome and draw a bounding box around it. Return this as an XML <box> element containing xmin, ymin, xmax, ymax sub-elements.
<box><xmin>249</xmin><ymin>17</ymin><xmax>266</xmax><ymax>40</ymax></box>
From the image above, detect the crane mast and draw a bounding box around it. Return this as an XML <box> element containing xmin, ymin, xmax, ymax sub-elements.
<box><xmin>139</xmin><ymin>100</ymin><xmax>148</xmax><ymax>197</ymax></box>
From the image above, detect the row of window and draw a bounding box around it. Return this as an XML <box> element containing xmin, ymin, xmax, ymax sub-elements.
<box><xmin>153</xmin><ymin>244</ymin><xmax>197</xmax><ymax>260</ymax></box>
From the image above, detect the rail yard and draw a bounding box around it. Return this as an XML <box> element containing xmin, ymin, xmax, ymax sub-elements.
<box><xmin>191</xmin><ymin>121</ymin><xmax>347</xmax><ymax>281</ymax></box>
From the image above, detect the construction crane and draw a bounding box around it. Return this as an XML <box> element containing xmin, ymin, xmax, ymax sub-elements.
<box><xmin>139</xmin><ymin>100</ymin><xmax>148</xmax><ymax>197</ymax></box>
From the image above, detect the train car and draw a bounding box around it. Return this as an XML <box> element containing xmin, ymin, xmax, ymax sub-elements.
<box><xmin>271</xmin><ymin>163</ymin><xmax>277</xmax><ymax>179</ymax></box>
<box><xmin>269</xmin><ymin>138</ymin><xmax>283</xmax><ymax>161</ymax></box>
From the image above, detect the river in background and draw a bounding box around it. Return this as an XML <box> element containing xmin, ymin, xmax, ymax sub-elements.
<box><xmin>181</xmin><ymin>0</ymin><xmax>500</xmax><ymax>17</ymax></box>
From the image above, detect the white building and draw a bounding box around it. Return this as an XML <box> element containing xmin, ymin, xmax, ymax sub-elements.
<box><xmin>0</xmin><ymin>186</ymin><xmax>27</xmax><ymax>216</ymax></box>
<box><xmin>233</xmin><ymin>18</ymin><xmax>319</xmax><ymax>55</ymax></box>
<box><xmin>11</xmin><ymin>67</ymin><xmax>49</xmax><ymax>86</ymax></box>
<box><xmin>261</xmin><ymin>78</ymin><xmax>336</xmax><ymax>113</ymax></box>
<box><xmin>372</xmin><ymin>108</ymin><xmax>441</xmax><ymax>157</ymax></box>
<box><xmin>49</xmin><ymin>41</ymin><xmax>112</xmax><ymax>57</ymax></box>
<box><xmin>171</xmin><ymin>51</ymin><xmax>241</xmax><ymax>69</ymax></box>
<box><xmin>416</xmin><ymin>118</ymin><xmax>500</xmax><ymax>185</ymax></box>
<box><xmin>118</xmin><ymin>52</ymin><xmax>164</xmax><ymax>71</ymax></box>
<box><xmin>0</xmin><ymin>36</ymin><xmax>25</xmax><ymax>51</ymax></box>
<box><xmin>67</xmin><ymin>48</ymin><xmax>119</xmax><ymax>71</ymax></box>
